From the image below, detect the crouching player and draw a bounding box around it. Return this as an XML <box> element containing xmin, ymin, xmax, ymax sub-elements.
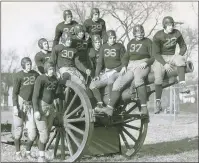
<box><xmin>32</xmin><ymin>62</ymin><xmax>59</xmax><ymax>162</ymax></box>
<box><xmin>89</xmin><ymin>30</ymin><xmax>126</xmax><ymax>114</ymax></box>
<box><xmin>12</xmin><ymin>57</ymin><xmax>39</xmax><ymax>161</ymax></box>
<box><xmin>106</xmin><ymin>24</ymin><xmax>154</xmax><ymax>120</ymax></box>
<box><xmin>51</xmin><ymin>31</ymin><xmax>87</xmax><ymax>89</ymax></box>
<box><xmin>152</xmin><ymin>16</ymin><xmax>188</xmax><ymax>114</ymax></box>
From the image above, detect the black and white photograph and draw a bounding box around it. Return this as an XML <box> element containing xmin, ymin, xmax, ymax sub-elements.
<box><xmin>1</xmin><ymin>1</ymin><xmax>198</xmax><ymax>162</ymax></box>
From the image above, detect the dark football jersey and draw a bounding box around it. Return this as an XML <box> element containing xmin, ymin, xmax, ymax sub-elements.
<box><xmin>152</xmin><ymin>29</ymin><xmax>187</xmax><ymax>65</ymax></box>
<box><xmin>122</xmin><ymin>38</ymin><xmax>154</xmax><ymax>66</ymax></box>
<box><xmin>53</xmin><ymin>20</ymin><xmax>78</xmax><ymax>47</ymax></box>
<box><xmin>83</xmin><ymin>18</ymin><xmax>106</xmax><ymax>38</ymax></box>
<box><xmin>32</xmin><ymin>74</ymin><xmax>59</xmax><ymax>111</ymax></box>
<box><xmin>35</xmin><ymin>51</ymin><xmax>51</xmax><ymax>74</ymax></box>
<box><xmin>51</xmin><ymin>44</ymin><xmax>78</xmax><ymax>69</ymax></box>
<box><xmin>95</xmin><ymin>43</ymin><xmax>126</xmax><ymax>76</ymax></box>
<box><xmin>12</xmin><ymin>70</ymin><xmax>39</xmax><ymax>106</ymax></box>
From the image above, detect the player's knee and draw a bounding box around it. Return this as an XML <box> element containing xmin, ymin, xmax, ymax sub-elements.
<box><xmin>89</xmin><ymin>82</ymin><xmax>96</xmax><ymax>90</ymax></box>
<box><xmin>175</xmin><ymin>56</ymin><xmax>186</xmax><ymax>66</ymax></box>
<box><xmin>112</xmin><ymin>83</ymin><xmax>121</xmax><ymax>91</ymax></box>
<box><xmin>39</xmin><ymin>130</ymin><xmax>48</xmax><ymax>144</ymax></box>
<box><xmin>154</xmin><ymin>77</ymin><xmax>163</xmax><ymax>85</ymax></box>
<box><xmin>28</xmin><ymin>128</ymin><xmax>37</xmax><ymax>141</ymax></box>
<box><xmin>134</xmin><ymin>79</ymin><xmax>145</xmax><ymax>87</ymax></box>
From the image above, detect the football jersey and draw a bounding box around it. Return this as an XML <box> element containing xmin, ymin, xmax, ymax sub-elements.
<box><xmin>95</xmin><ymin>43</ymin><xmax>126</xmax><ymax>76</ymax></box>
<box><xmin>122</xmin><ymin>38</ymin><xmax>154</xmax><ymax>66</ymax></box>
<box><xmin>12</xmin><ymin>70</ymin><xmax>39</xmax><ymax>106</ymax></box>
<box><xmin>83</xmin><ymin>18</ymin><xmax>106</xmax><ymax>38</ymax></box>
<box><xmin>35</xmin><ymin>51</ymin><xmax>51</xmax><ymax>74</ymax></box>
<box><xmin>32</xmin><ymin>74</ymin><xmax>58</xmax><ymax>111</ymax></box>
<box><xmin>152</xmin><ymin>29</ymin><xmax>187</xmax><ymax>65</ymax></box>
<box><xmin>53</xmin><ymin>20</ymin><xmax>78</xmax><ymax>47</ymax></box>
<box><xmin>51</xmin><ymin>44</ymin><xmax>78</xmax><ymax>69</ymax></box>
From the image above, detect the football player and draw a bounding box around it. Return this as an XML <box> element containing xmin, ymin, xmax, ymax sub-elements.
<box><xmin>51</xmin><ymin>31</ymin><xmax>87</xmax><ymax>89</ymax></box>
<box><xmin>12</xmin><ymin>57</ymin><xmax>39</xmax><ymax>161</ymax></box>
<box><xmin>71</xmin><ymin>24</ymin><xmax>92</xmax><ymax>79</ymax></box>
<box><xmin>89</xmin><ymin>30</ymin><xmax>126</xmax><ymax>114</ymax></box>
<box><xmin>83</xmin><ymin>8</ymin><xmax>107</xmax><ymax>43</ymax></box>
<box><xmin>106</xmin><ymin>24</ymin><xmax>154</xmax><ymax>119</ymax></box>
<box><xmin>152</xmin><ymin>16</ymin><xmax>188</xmax><ymax>114</ymax></box>
<box><xmin>35</xmin><ymin>38</ymin><xmax>51</xmax><ymax>74</ymax></box>
<box><xmin>32</xmin><ymin>61</ymin><xmax>59</xmax><ymax>162</ymax></box>
<box><xmin>88</xmin><ymin>34</ymin><xmax>102</xmax><ymax>77</ymax></box>
<box><xmin>53</xmin><ymin>10</ymin><xmax>78</xmax><ymax>47</ymax></box>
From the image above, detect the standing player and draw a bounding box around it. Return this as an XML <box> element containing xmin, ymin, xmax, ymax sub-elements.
<box><xmin>32</xmin><ymin>61</ymin><xmax>59</xmax><ymax>162</ymax></box>
<box><xmin>53</xmin><ymin>10</ymin><xmax>78</xmax><ymax>47</ymax></box>
<box><xmin>106</xmin><ymin>25</ymin><xmax>154</xmax><ymax>119</ymax></box>
<box><xmin>12</xmin><ymin>57</ymin><xmax>39</xmax><ymax>161</ymax></box>
<box><xmin>89</xmin><ymin>30</ymin><xmax>126</xmax><ymax>114</ymax></box>
<box><xmin>152</xmin><ymin>16</ymin><xmax>188</xmax><ymax>114</ymax></box>
<box><xmin>51</xmin><ymin>31</ymin><xmax>87</xmax><ymax>89</ymax></box>
<box><xmin>83</xmin><ymin>8</ymin><xmax>106</xmax><ymax>43</ymax></box>
<box><xmin>35</xmin><ymin>38</ymin><xmax>51</xmax><ymax>74</ymax></box>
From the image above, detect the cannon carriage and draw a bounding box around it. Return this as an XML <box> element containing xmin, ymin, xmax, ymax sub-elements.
<box><xmin>42</xmin><ymin>61</ymin><xmax>194</xmax><ymax>162</ymax></box>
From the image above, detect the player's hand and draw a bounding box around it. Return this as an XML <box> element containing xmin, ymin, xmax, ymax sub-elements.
<box><xmin>86</xmin><ymin>69</ymin><xmax>91</xmax><ymax>76</ymax></box>
<box><xmin>120</xmin><ymin>67</ymin><xmax>127</xmax><ymax>75</ymax></box>
<box><xmin>85</xmin><ymin>32</ymin><xmax>90</xmax><ymax>41</ymax></box>
<box><xmin>13</xmin><ymin>106</ymin><xmax>19</xmax><ymax>116</ymax></box>
<box><xmin>34</xmin><ymin>111</ymin><xmax>41</xmax><ymax>120</ymax></box>
<box><xmin>139</xmin><ymin>62</ymin><xmax>147</xmax><ymax>69</ymax></box>
<box><xmin>164</xmin><ymin>63</ymin><xmax>173</xmax><ymax>73</ymax></box>
<box><xmin>92</xmin><ymin>76</ymin><xmax>100</xmax><ymax>81</ymax></box>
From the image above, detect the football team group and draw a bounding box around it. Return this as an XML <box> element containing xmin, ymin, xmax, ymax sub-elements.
<box><xmin>12</xmin><ymin>8</ymin><xmax>189</xmax><ymax>162</ymax></box>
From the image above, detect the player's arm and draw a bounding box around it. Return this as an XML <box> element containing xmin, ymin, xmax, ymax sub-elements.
<box><xmin>95</xmin><ymin>46</ymin><xmax>104</xmax><ymax>76</ymax></box>
<box><xmin>83</xmin><ymin>20</ymin><xmax>89</xmax><ymax>34</ymax></box>
<box><xmin>146</xmin><ymin>39</ymin><xmax>155</xmax><ymax>66</ymax></box>
<box><xmin>35</xmin><ymin>54</ymin><xmax>45</xmax><ymax>74</ymax></box>
<box><xmin>115</xmin><ymin>44</ymin><xmax>126</xmax><ymax>72</ymax></box>
<box><xmin>53</xmin><ymin>24</ymin><xmax>62</xmax><ymax>47</ymax></box>
<box><xmin>50</xmin><ymin>46</ymin><xmax>58</xmax><ymax>66</ymax></box>
<box><xmin>177</xmin><ymin>32</ymin><xmax>187</xmax><ymax>56</ymax></box>
<box><xmin>121</xmin><ymin>43</ymin><xmax>130</xmax><ymax>67</ymax></box>
<box><xmin>152</xmin><ymin>34</ymin><xmax>166</xmax><ymax>65</ymax></box>
<box><xmin>12</xmin><ymin>74</ymin><xmax>21</xmax><ymax>107</ymax></box>
<box><xmin>74</xmin><ymin>53</ymin><xmax>89</xmax><ymax>74</ymax></box>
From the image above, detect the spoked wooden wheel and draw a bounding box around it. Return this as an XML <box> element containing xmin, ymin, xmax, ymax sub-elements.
<box><xmin>112</xmin><ymin>100</ymin><xmax>148</xmax><ymax>158</ymax></box>
<box><xmin>46</xmin><ymin>81</ymin><xmax>94</xmax><ymax>162</ymax></box>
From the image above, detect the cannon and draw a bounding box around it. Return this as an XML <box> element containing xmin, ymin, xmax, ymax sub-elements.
<box><xmin>45</xmin><ymin>61</ymin><xmax>194</xmax><ymax>162</ymax></box>
<box><xmin>1</xmin><ymin>61</ymin><xmax>194</xmax><ymax>162</ymax></box>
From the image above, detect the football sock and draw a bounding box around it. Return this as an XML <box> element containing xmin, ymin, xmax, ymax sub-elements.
<box><xmin>14</xmin><ymin>139</ymin><xmax>20</xmax><ymax>152</ymax></box>
<box><xmin>177</xmin><ymin>66</ymin><xmax>185</xmax><ymax>82</ymax></box>
<box><xmin>137</xmin><ymin>85</ymin><xmax>147</xmax><ymax>105</ymax></box>
<box><xmin>92</xmin><ymin>88</ymin><xmax>102</xmax><ymax>103</ymax></box>
<box><xmin>109</xmin><ymin>91</ymin><xmax>120</xmax><ymax>107</ymax></box>
<box><xmin>26</xmin><ymin>140</ymin><xmax>34</xmax><ymax>151</ymax></box>
<box><xmin>155</xmin><ymin>84</ymin><xmax>163</xmax><ymax>100</ymax></box>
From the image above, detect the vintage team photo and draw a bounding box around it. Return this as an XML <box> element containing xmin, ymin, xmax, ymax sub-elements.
<box><xmin>1</xmin><ymin>1</ymin><xmax>198</xmax><ymax>162</ymax></box>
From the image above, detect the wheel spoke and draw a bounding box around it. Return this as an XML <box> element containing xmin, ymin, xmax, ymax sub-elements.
<box><xmin>65</xmin><ymin>105</ymin><xmax>83</xmax><ymax>119</ymax></box>
<box><xmin>64</xmin><ymin>87</ymin><xmax>70</xmax><ymax>104</ymax></box>
<box><xmin>45</xmin><ymin>129</ymin><xmax>57</xmax><ymax>150</ymax></box>
<box><xmin>67</xmin><ymin>123</ymin><xmax>84</xmax><ymax>135</ymax></box>
<box><xmin>123</xmin><ymin>124</ymin><xmax>140</xmax><ymax>131</ymax></box>
<box><xmin>65</xmin><ymin>128</ymin><xmax>81</xmax><ymax>148</ymax></box>
<box><xmin>66</xmin><ymin>118</ymin><xmax>85</xmax><ymax>123</ymax></box>
<box><xmin>80</xmin><ymin>110</ymin><xmax>85</xmax><ymax>117</ymax></box>
<box><xmin>54</xmin><ymin>129</ymin><xmax>61</xmax><ymax>157</ymax></box>
<box><xmin>122</xmin><ymin>127</ymin><xmax>137</xmax><ymax>143</ymax></box>
<box><xmin>65</xmin><ymin>131</ymin><xmax>74</xmax><ymax>156</ymax></box>
<box><xmin>60</xmin><ymin>130</ymin><xmax>66</xmax><ymax>160</ymax></box>
<box><xmin>126</xmin><ymin>103</ymin><xmax>138</xmax><ymax>114</ymax></box>
<box><xmin>119</xmin><ymin>130</ymin><xmax>130</xmax><ymax>149</ymax></box>
<box><xmin>64</xmin><ymin>94</ymin><xmax>78</xmax><ymax>116</ymax></box>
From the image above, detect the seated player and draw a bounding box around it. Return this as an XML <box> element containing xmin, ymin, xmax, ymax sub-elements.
<box><xmin>89</xmin><ymin>30</ymin><xmax>126</xmax><ymax>113</ymax></box>
<box><xmin>104</xmin><ymin>24</ymin><xmax>154</xmax><ymax>119</ymax></box>
<box><xmin>71</xmin><ymin>24</ymin><xmax>92</xmax><ymax>79</ymax></box>
<box><xmin>32</xmin><ymin>62</ymin><xmax>59</xmax><ymax>162</ymax></box>
<box><xmin>50</xmin><ymin>31</ymin><xmax>87</xmax><ymax>89</ymax></box>
<box><xmin>83</xmin><ymin>8</ymin><xmax>107</xmax><ymax>43</ymax></box>
<box><xmin>53</xmin><ymin>10</ymin><xmax>78</xmax><ymax>47</ymax></box>
<box><xmin>152</xmin><ymin>16</ymin><xmax>188</xmax><ymax>114</ymax></box>
<box><xmin>35</xmin><ymin>38</ymin><xmax>51</xmax><ymax>74</ymax></box>
<box><xmin>12</xmin><ymin>57</ymin><xmax>39</xmax><ymax>161</ymax></box>
<box><xmin>88</xmin><ymin>34</ymin><xmax>103</xmax><ymax>77</ymax></box>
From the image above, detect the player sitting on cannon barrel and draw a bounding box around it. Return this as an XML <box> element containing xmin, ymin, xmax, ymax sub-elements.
<box><xmin>12</xmin><ymin>57</ymin><xmax>39</xmax><ymax>161</ymax></box>
<box><xmin>89</xmin><ymin>30</ymin><xmax>126</xmax><ymax>115</ymax></box>
<box><xmin>53</xmin><ymin>10</ymin><xmax>78</xmax><ymax>48</ymax></box>
<box><xmin>152</xmin><ymin>16</ymin><xmax>189</xmax><ymax>114</ymax></box>
<box><xmin>32</xmin><ymin>61</ymin><xmax>60</xmax><ymax>162</ymax></box>
<box><xmin>102</xmin><ymin>24</ymin><xmax>154</xmax><ymax>120</ymax></box>
<box><xmin>50</xmin><ymin>31</ymin><xmax>88</xmax><ymax>89</ymax></box>
<box><xmin>35</xmin><ymin>38</ymin><xmax>51</xmax><ymax>74</ymax></box>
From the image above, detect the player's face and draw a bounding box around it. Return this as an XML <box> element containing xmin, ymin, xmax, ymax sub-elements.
<box><xmin>65</xmin><ymin>15</ymin><xmax>72</xmax><ymax>24</ymax></box>
<box><xmin>25</xmin><ymin>62</ymin><xmax>32</xmax><ymax>72</ymax></box>
<box><xmin>65</xmin><ymin>38</ymin><xmax>72</xmax><ymax>47</ymax></box>
<box><xmin>42</xmin><ymin>41</ymin><xmax>49</xmax><ymax>51</ymax></box>
<box><xmin>94</xmin><ymin>40</ymin><xmax>101</xmax><ymax>50</ymax></box>
<box><xmin>92</xmin><ymin>13</ymin><xmax>99</xmax><ymax>22</ymax></box>
<box><xmin>47</xmin><ymin>67</ymin><xmax>54</xmax><ymax>77</ymax></box>
<box><xmin>77</xmin><ymin>31</ymin><xmax>84</xmax><ymax>39</ymax></box>
<box><xmin>165</xmin><ymin>24</ymin><xmax>174</xmax><ymax>33</ymax></box>
<box><xmin>107</xmin><ymin>36</ymin><xmax>116</xmax><ymax>46</ymax></box>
